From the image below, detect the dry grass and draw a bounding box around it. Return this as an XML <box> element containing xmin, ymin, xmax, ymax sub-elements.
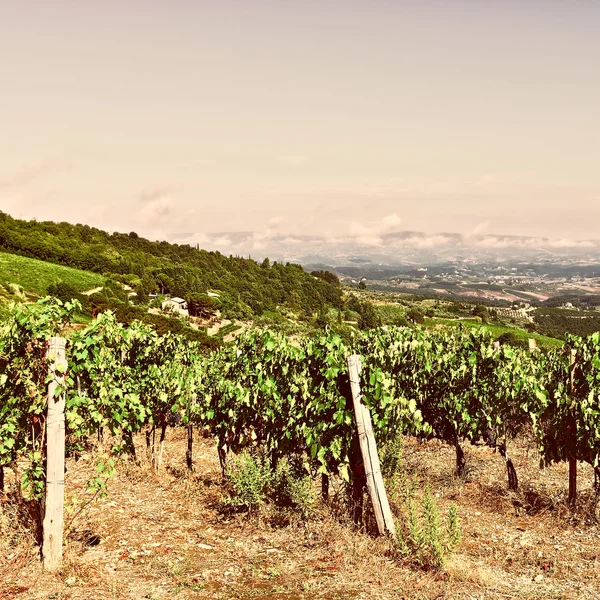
<box><xmin>1</xmin><ymin>431</ymin><xmax>600</xmax><ymax>599</ymax></box>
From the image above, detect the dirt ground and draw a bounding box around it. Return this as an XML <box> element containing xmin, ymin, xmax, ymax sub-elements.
<box><xmin>2</xmin><ymin>430</ymin><xmax>600</xmax><ymax>600</ymax></box>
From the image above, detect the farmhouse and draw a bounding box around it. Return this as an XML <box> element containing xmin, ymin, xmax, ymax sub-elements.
<box><xmin>161</xmin><ymin>296</ymin><xmax>189</xmax><ymax>316</ymax></box>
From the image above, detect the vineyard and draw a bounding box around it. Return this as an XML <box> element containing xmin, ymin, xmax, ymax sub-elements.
<box><xmin>2</xmin><ymin>298</ymin><xmax>600</xmax><ymax>596</ymax></box>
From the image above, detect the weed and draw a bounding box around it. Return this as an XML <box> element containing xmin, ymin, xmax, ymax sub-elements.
<box><xmin>395</xmin><ymin>483</ymin><xmax>461</xmax><ymax>570</ymax></box>
<box><xmin>381</xmin><ymin>432</ymin><xmax>404</xmax><ymax>481</ymax></box>
<box><xmin>223</xmin><ymin>452</ymin><xmax>317</xmax><ymax>518</ymax></box>
<box><xmin>272</xmin><ymin>458</ymin><xmax>317</xmax><ymax>518</ymax></box>
<box><xmin>223</xmin><ymin>451</ymin><xmax>272</xmax><ymax>514</ymax></box>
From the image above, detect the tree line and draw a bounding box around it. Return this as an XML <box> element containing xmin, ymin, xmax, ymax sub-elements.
<box><xmin>0</xmin><ymin>211</ymin><xmax>342</xmax><ymax>320</ymax></box>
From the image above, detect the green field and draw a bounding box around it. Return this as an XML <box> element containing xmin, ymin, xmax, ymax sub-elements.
<box><xmin>0</xmin><ymin>252</ymin><xmax>104</xmax><ymax>296</ymax></box>
<box><xmin>424</xmin><ymin>317</ymin><xmax>564</xmax><ymax>349</ymax></box>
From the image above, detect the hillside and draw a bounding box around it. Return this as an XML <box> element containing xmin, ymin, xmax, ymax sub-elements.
<box><xmin>0</xmin><ymin>234</ymin><xmax>571</xmax><ymax>351</ymax></box>
<box><xmin>0</xmin><ymin>212</ymin><xmax>342</xmax><ymax>319</ymax></box>
<box><xmin>0</xmin><ymin>252</ymin><xmax>104</xmax><ymax>297</ymax></box>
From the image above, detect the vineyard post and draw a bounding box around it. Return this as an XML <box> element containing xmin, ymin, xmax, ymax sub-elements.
<box><xmin>347</xmin><ymin>355</ymin><xmax>396</xmax><ymax>537</ymax></box>
<box><xmin>42</xmin><ymin>337</ymin><xmax>67</xmax><ymax>572</ymax></box>
<box><xmin>568</xmin><ymin>349</ymin><xmax>577</xmax><ymax>506</ymax></box>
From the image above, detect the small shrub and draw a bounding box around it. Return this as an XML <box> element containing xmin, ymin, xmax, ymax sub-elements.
<box><xmin>380</xmin><ymin>433</ymin><xmax>404</xmax><ymax>481</ymax></box>
<box><xmin>381</xmin><ymin>433</ymin><xmax>412</xmax><ymax>512</ymax></box>
<box><xmin>273</xmin><ymin>459</ymin><xmax>317</xmax><ymax>518</ymax></box>
<box><xmin>223</xmin><ymin>452</ymin><xmax>273</xmax><ymax>514</ymax></box>
<box><xmin>407</xmin><ymin>308</ymin><xmax>424</xmax><ymax>325</ymax></box>
<box><xmin>395</xmin><ymin>483</ymin><xmax>461</xmax><ymax>570</ymax></box>
<box><xmin>223</xmin><ymin>453</ymin><xmax>317</xmax><ymax>518</ymax></box>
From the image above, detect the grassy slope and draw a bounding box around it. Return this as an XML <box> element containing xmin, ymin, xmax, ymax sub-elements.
<box><xmin>425</xmin><ymin>317</ymin><xmax>564</xmax><ymax>349</ymax></box>
<box><xmin>0</xmin><ymin>251</ymin><xmax>104</xmax><ymax>296</ymax></box>
<box><xmin>371</xmin><ymin>294</ymin><xmax>564</xmax><ymax>348</ymax></box>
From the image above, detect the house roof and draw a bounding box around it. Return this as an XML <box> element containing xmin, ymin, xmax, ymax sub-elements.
<box><xmin>169</xmin><ymin>297</ymin><xmax>186</xmax><ymax>304</ymax></box>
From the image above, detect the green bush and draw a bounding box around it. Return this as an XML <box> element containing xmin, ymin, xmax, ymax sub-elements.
<box><xmin>224</xmin><ymin>451</ymin><xmax>273</xmax><ymax>514</ymax></box>
<box><xmin>273</xmin><ymin>459</ymin><xmax>317</xmax><ymax>518</ymax></box>
<box><xmin>224</xmin><ymin>453</ymin><xmax>317</xmax><ymax>517</ymax></box>
<box><xmin>407</xmin><ymin>307</ymin><xmax>425</xmax><ymax>325</ymax></box>
<box><xmin>380</xmin><ymin>433</ymin><xmax>404</xmax><ymax>481</ymax></box>
<box><xmin>395</xmin><ymin>483</ymin><xmax>461</xmax><ymax>570</ymax></box>
<box><xmin>381</xmin><ymin>436</ymin><xmax>460</xmax><ymax>569</ymax></box>
<box><xmin>496</xmin><ymin>331</ymin><xmax>529</xmax><ymax>350</ymax></box>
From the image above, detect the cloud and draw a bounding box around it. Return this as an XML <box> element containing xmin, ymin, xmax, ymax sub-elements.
<box><xmin>163</xmin><ymin>212</ymin><xmax>600</xmax><ymax>261</ymax></box>
<box><xmin>0</xmin><ymin>160</ymin><xmax>71</xmax><ymax>190</ymax></box>
<box><xmin>249</xmin><ymin>216</ymin><xmax>287</xmax><ymax>250</ymax></box>
<box><xmin>346</xmin><ymin>213</ymin><xmax>403</xmax><ymax>246</ymax></box>
<box><xmin>267</xmin><ymin>216</ymin><xmax>284</xmax><ymax>229</ymax></box>
<box><xmin>380</xmin><ymin>213</ymin><xmax>402</xmax><ymax>231</ymax></box>
<box><xmin>140</xmin><ymin>185</ymin><xmax>176</xmax><ymax>222</ymax></box>
<box><xmin>466</xmin><ymin>235</ymin><xmax>597</xmax><ymax>250</ymax></box>
<box><xmin>390</xmin><ymin>234</ymin><xmax>455</xmax><ymax>249</ymax></box>
<box><xmin>546</xmin><ymin>238</ymin><xmax>595</xmax><ymax>249</ymax></box>
<box><xmin>464</xmin><ymin>221</ymin><xmax>491</xmax><ymax>239</ymax></box>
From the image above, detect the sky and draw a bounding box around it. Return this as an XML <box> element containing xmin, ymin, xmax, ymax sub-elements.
<box><xmin>1</xmin><ymin>0</ymin><xmax>599</xmax><ymax>254</ymax></box>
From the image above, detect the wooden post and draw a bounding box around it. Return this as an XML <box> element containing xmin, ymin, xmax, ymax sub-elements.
<box><xmin>568</xmin><ymin>349</ymin><xmax>577</xmax><ymax>507</ymax></box>
<box><xmin>347</xmin><ymin>355</ymin><xmax>396</xmax><ymax>537</ymax></box>
<box><xmin>43</xmin><ymin>337</ymin><xmax>67</xmax><ymax>572</ymax></box>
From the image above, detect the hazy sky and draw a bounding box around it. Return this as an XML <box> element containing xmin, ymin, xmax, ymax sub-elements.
<box><xmin>1</xmin><ymin>0</ymin><xmax>599</xmax><ymax>250</ymax></box>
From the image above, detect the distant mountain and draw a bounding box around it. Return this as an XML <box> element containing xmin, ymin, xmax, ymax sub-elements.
<box><xmin>169</xmin><ymin>229</ymin><xmax>600</xmax><ymax>268</ymax></box>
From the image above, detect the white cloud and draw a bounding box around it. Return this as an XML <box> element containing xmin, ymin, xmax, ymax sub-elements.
<box><xmin>546</xmin><ymin>238</ymin><xmax>595</xmax><ymax>249</ymax></box>
<box><xmin>0</xmin><ymin>160</ymin><xmax>72</xmax><ymax>190</ymax></box>
<box><xmin>267</xmin><ymin>216</ymin><xmax>284</xmax><ymax>229</ymax></box>
<box><xmin>465</xmin><ymin>221</ymin><xmax>491</xmax><ymax>238</ymax></box>
<box><xmin>393</xmin><ymin>234</ymin><xmax>455</xmax><ymax>249</ymax></box>
<box><xmin>345</xmin><ymin>213</ymin><xmax>403</xmax><ymax>246</ymax></box>
<box><xmin>140</xmin><ymin>186</ymin><xmax>176</xmax><ymax>222</ymax></box>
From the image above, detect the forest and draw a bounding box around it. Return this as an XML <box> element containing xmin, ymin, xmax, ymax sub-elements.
<box><xmin>0</xmin><ymin>212</ymin><xmax>342</xmax><ymax>320</ymax></box>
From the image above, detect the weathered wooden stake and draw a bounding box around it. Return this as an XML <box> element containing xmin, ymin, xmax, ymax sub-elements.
<box><xmin>42</xmin><ymin>337</ymin><xmax>67</xmax><ymax>572</ymax></box>
<box><xmin>347</xmin><ymin>355</ymin><xmax>396</xmax><ymax>537</ymax></box>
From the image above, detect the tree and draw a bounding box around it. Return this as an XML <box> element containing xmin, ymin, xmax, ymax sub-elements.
<box><xmin>311</xmin><ymin>270</ymin><xmax>340</xmax><ymax>286</ymax></box>
<box><xmin>472</xmin><ymin>304</ymin><xmax>489</xmax><ymax>322</ymax></box>
<box><xmin>186</xmin><ymin>294</ymin><xmax>220</xmax><ymax>318</ymax></box>
<box><xmin>358</xmin><ymin>302</ymin><xmax>380</xmax><ymax>330</ymax></box>
<box><xmin>407</xmin><ymin>308</ymin><xmax>425</xmax><ymax>325</ymax></box>
<box><xmin>46</xmin><ymin>282</ymin><xmax>85</xmax><ymax>305</ymax></box>
<box><xmin>358</xmin><ymin>280</ymin><xmax>367</xmax><ymax>290</ymax></box>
